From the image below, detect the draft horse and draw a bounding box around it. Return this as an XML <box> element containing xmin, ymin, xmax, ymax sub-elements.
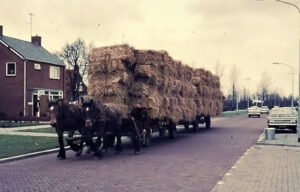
<box><xmin>80</xmin><ymin>97</ymin><xmax>141</xmax><ymax>158</ymax></box>
<box><xmin>48</xmin><ymin>99</ymin><xmax>85</xmax><ymax>159</ymax></box>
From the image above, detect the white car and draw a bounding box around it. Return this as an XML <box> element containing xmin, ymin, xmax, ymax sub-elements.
<box><xmin>261</xmin><ymin>106</ymin><xmax>270</xmax><ymax>114</ymax></box>
<box><xmin>267</xmin><ymin>107</ymin><xmax>297</xmax><ymax>133</ymax></box>
<box><xmin>248</xmin><ymin>106</ymin><xmax>261</xmax><ymax>118</ymax></box>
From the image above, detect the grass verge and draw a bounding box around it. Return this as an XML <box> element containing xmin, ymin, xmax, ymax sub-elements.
<box><xmin>222</xmin><ymin>110</ymin><xmax>248</xmax><ymax>117</ymax></box>
<box><xmin>16</xmin><ymin>127</ymin><xmax>55</xmax><ymax>133</ymax></box>
<box><xmin>0</xmin><ymin>135</ymin><xmax>58</xmax><ymax>159</ymax></box>
<box><xmin>0</xmin><ymin>121</ymin><xmax>48</xmax><ymax>128</ymax></box>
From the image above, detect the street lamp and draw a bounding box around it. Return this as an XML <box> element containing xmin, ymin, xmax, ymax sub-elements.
<box><xmin>273</xmin><ymin>62</ymin><xmax>294</xmax><ymax>107</ymax></box>
<box><xmin>254</xmin><ymin>0</ymin><xmax>300</xmax><ymax>141</ymax></box>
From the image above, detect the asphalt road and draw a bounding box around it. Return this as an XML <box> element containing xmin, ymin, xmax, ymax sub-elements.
<box><xmin>0</xmin><ymin>115</ymin><xmax>266</xmax><ymax>192</ymax></box>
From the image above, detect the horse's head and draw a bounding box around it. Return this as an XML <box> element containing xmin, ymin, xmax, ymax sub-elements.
<box><xmin>48</xmin><ymin>99</ymin><xmax>64</xmax><ymax>127</ymax></box>
<box><xmin>82</xmin><ymin>97</ymin><xmax>98</xmax><ymax>128</ymax></box>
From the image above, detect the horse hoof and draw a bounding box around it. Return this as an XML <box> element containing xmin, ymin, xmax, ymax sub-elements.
<box><xmin>86</xmin><ymin>149</ymin><xmax>91</xmax><ymax>154</ymax></box>
<box><xmin>102</xmin><ymin>148</ymin><xmax>108</xmax><ymax>154</ymax></box>
<box><xmin>93</xmin><ymin>151</ymin><xmax>103</xmax><ymax>159</ymax></box>
<box><xmin>115</xmin><ymin>146</ymin><xmax>122</xmax><ymax>154</ymax></box>
<box><xmin>75</xmin><ymin>152</ymin><xmax>82</xmax><ymax>157</ymax></box>
<box><xmin>70</xmin><ymin>144</ymin><xmax>80</xmax><ymax>152</ymax></box>
<box><xmin>57</xmin><ymin>156</ymin><xmax>66</xmax><ymax>160</ymax></box>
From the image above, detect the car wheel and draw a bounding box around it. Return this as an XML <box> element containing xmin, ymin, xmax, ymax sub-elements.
<box><xmin>292</xmin><ymin>126</ymin><xmax>297</xmax><ymax>133</ymax></box>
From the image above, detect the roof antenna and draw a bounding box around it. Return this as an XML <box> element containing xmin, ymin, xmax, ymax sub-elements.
<box><xmin>29</xmin><ymin>13</ymin><xmax>35</xmax><ymax>37</ymax></box>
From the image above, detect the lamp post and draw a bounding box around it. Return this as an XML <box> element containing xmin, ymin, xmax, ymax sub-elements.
<box><xmin>273</xmin><ymin>62</ymin><xmax>294</xmax><ymax>107</ymax></box>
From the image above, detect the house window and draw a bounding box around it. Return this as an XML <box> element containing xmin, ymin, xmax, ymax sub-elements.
<box><xmin>49</xmin><ymin>66</ymin><xmax>60</xmax><ymax>79</ymax></box>
<box><xmin>6</xmin><ymin>62</ymin><xmax>16</xmax><ymax>76</ymax></box>
<box><xmin>34</xmin><ymin>63</ymin><xmax>41</xmax><ymax>70</ymax></box>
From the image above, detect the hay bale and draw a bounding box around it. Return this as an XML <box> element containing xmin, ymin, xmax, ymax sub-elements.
<box><xmin>88</xmin><ymin>44</ymin><xmax>223</xmax><ymax>123</ymax></box>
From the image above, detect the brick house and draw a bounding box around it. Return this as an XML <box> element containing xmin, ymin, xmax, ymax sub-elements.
<box><xmin>0</xmin><ymin>26</ymin><xmax>65</xmax><ymax>120</ymax></box>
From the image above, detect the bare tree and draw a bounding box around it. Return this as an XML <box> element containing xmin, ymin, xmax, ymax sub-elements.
<box><xmin>213</xmin><ymin>59</ymin><xmax>225</xmax><ymax>80</ymax></box>
<box><xmin>57</xmin><ymin>38</ymin><xmax>91</xmax><ymax>101</ymax></box>
<box><xmin>213</xmin><ymin>59</ymin><xmax>225</xmax><ymax>92</ymax></box>
<box><xmin>229</xmin><ymin>64</ymin><xmax>240</xmax><ymax>110</ymax></box>
<box><xmin>257</xmin><ymin>71</ymin><xmax>272</xmax><ymax>104</ymax></box>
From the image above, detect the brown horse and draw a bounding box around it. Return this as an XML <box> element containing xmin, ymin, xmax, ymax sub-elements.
<box><xmin>48</xmin><ymin>99</ymin><xmax>85</xmax><ymax>159</ymax></box>
<box><xmin>80</xmin><ymin>97</ymin><xmax>141</xmax><ymax>158</ymax></box>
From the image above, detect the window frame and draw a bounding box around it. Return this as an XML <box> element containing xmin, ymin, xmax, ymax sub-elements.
<box><xmin>34</xmin><ymin>63</ymin><xmax>41</xmax><ymax>70</ymax></box>
<box><xmin>6</xmin><ymin>62</ymin><xmax>16</xmax><ymax>76</ymax></box>
<box><xmin>49</xmin><ymin>66</ymin><xmax>60</xmax><ymax>80</ymax></box>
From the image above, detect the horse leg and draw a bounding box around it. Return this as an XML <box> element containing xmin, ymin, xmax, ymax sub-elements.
<box><xmin>93</xmin><ymin>136</ymin><xmax>103</xmax><ymax>159</ymax></box>
<box><xmin>102</xmin><ymin>134</ymin><xmax>108</xmax><ymax>153</ymax></box>
<box><xmin>77</xmin><ymin>129</ymin><xmax>93</xmax><ymax>156</ymax></box>
<box><xmin>130</xmin><ymin>118</ymin><xmax>141</xmax><ymax>155</ymax></box>
<box><xmin>67</xmin><ymin>131</ymin><xmax>80</xmax><ymax>152</ymax></box>
<box><xmin>56</xmin><ymin>131</ymin><xmax>66</xmax><ymax>160</ymax></box>
<box><xmin>115</xmin><ymin>122</ymin><xmax>123</xmax><ymax>153</ymax></box>
<box><xmin>91</xmin><ymin>125</ymin><xmax>104</xmax><ymax>158</ymax></box>
<box><xmin>75</xmin><ymin>137</ymin><xmax>85</xmax><ymax>157</ymax></box>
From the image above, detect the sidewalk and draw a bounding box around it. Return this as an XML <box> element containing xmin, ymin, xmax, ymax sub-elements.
<box><xmin>210</xmin><ymin>132</ymin><xmax>300</xmax><ymax>192</ymax></box>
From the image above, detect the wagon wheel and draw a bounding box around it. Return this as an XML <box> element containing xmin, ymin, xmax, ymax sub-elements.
<box><xmin>168</xmin><ymin>121</ymin><xmax>177</xmax><ymax>139</ymax></box>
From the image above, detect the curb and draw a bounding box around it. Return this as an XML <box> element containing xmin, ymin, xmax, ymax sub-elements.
<box><xmin>0</xmin><ymin>146</ymin><xmax>70</xmax><ymax>164</ymax></box>
<box><xmin>256</xmin><ymin>132</ymin><xmax>300</xmax><ymax>148</ymax></box>
<box><xmin>256</xmin><ymin>142</ymin><xmax>300</xmax><ymax>148</ymax></box>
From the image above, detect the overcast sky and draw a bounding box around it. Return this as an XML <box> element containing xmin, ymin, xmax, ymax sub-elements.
<box><xmin>1</xmin><ymin>0</ymin><xmax>300</xmax><ymax>96</ymax></box>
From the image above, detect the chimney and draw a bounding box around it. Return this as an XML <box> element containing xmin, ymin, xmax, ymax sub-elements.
<box><xmin>0</xmin><ymin>26</ymin><xmax>3</xmax><ymax>36</ymax></box>
<box><xmin>31</xmin><ymin>35</ymin><xmax>41</xmax><ymax>46</ymax></box>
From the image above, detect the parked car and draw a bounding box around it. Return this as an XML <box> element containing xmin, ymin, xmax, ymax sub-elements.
<box><xmin>261</xmin><ymin>106</ymin><xmax>270</xmax><ymax>114</ymax></box>
<box><xmin>248</xmin><ymin>106</ymin><xmax>261</xmax><ymax>118</ymax></box>
<box><xmin>267</xmin><ymin>107</ymin><xmax>297</xmax><ymax>133</ymax></box>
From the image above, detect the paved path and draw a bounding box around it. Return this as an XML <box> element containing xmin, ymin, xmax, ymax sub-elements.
<box><xmin>210</xmin><ymin>132</ymin><xmax>300</xmax><ymax>192</ymax></box>
<box><xmin>2</xmin><ymin>116</ymin><xmax>300</xmax><ymax>192</ymax></box>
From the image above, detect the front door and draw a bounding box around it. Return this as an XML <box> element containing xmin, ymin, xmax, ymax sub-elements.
<box><xmin>39</xmin><ymin>95</ymin><xmax>48</xmax><ymax>117</ymax></box>
<box><xmin>33</xmin><ymin>94</ymin><xmax>39</xmax><ymax>117</ymax></box>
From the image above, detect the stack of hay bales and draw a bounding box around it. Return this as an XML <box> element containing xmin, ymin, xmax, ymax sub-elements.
<box><xmin>192</xmin><ymin>68</ymin><xmax>223</xmax><ymax>116</ymax></box>
<box><xmin>88</xmin><ymin>44</ymin><xmax>223</xmax><ymax>123</ymax></box>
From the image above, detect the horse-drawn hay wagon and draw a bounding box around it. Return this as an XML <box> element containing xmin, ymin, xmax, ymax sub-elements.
<box><xmin>88</xmin><ymin>44</ymin><xmax>223</xmax><ymax>146</ymax></box>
